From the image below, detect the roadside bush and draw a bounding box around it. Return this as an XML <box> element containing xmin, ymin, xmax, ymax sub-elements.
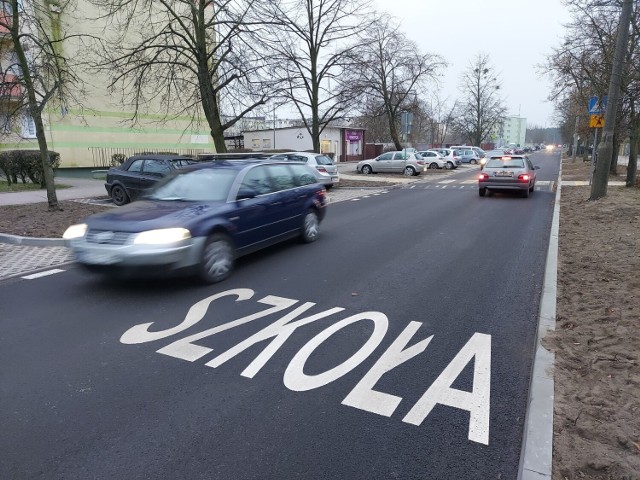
<box><xmin>111</xmin><ymin>153</ymin><xmax>126</xmax><ymax>167</ymax></box>
<box><xmin>0</xmin><ymin>150</ymin><xmax>61</xmax><ymax>187</ymax></box>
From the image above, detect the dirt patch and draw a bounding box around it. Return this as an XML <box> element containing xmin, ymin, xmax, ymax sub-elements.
<box><xmin>0</xmin><ymin>200</ymin><xmax>112</xmax><ymax>238</ymax></box>
<box><xmin>548</xmin><ymin>159</ymin><xmax>640</xmax><ymax>479</ymax></box>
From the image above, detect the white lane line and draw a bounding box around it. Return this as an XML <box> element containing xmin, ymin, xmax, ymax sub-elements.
<box><xmin>462</xmin><ymin>180</ymin><xmax>476</xmax><ymax>184</ymax></box>
<box><xmin>351</xmin><ymin>198</ymin><xmax>361</xmax><ymax>201</ymax></box>
<box><xmin>536</xmin><ymin>181</ymin><xmax>551</xmax><ymax>186</ymax></box>
<box><xmin>22</xmin><ymin>269</ymin><xmax>65</xmax><ymax>279</ymax></box>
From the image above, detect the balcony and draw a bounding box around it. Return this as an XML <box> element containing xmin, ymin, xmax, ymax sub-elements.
<box><xmin>0</xmin><ymin>73</ymin><xmax>22</xmax><ymax>101</ymax></box>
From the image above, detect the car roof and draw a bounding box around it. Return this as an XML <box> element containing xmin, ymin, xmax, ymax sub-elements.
<box><xmin>489</xmin><ymin>155</ymin><xmax>526</xmax><ymax>159</ymax></box>
<box><xmin>128</xmin><ymin>154</ymin><xmax>193</xmax><ymax>160</ymax></box>
<box><xmin>180</xmin><ymin>159</ymin><xmax>305</xmax><ymax>173</ymax></box>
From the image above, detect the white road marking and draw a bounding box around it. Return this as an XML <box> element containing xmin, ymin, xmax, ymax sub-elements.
<box><xmin>120</xmin><ymin>289</ymin><xmax>493</xmax><ymax>445</ymax></box>
<box><xmin>438</xmin><ymin>180</ymin><xmax>455</xmax><ymax>184</ymax></box>
<box><xmin>342</xmin><ymin>322</ymin><xmax>433</xmax><ymax>416</ymax></box>
<box><xmin>403</xmin><ymin>333</ymin><xmax>492</xmax><ymax>445</ymax></box>
<box><xmin>284</xmin><ymin>312</ymin><xmax>388</xmax><ymax>391</ymax></box>
<box><xmin>462</xmin><ymin>180</ymin><xmax>476</xmax><ymax>184</ymax></box>
<box><xmin>21</xmin><ymin>269</ymin><xmax>65</xmax><ymax>279</ymax></box>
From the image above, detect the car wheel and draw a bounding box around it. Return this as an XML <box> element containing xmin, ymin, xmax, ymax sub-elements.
<box><xmin>199</xmin><ymin>233</ymin><xmax>234</xmax><ymax>283</ymax></box>
<box><xmin>325</xmin><ymin>184</ymin><xmax>333</xmax><ymax>190</ymax></box>
<box><xmin>361</xmin><ymin>165</ymin><xmax>372</xmax><ymax>175</ymax></box>
<box><xmin>522</xmin><ymin>187</ymin><xmax>530</xmax><ymax>198</ymax></box>
<box><xmin>404</xmin><ymin>166</ymin><xmax>416</xmax><ymax>176</ymax></box>
<box><xmin>429</xmin><ymin>162</ymin><xmax>439</xmax><ymax>169</ymax></box>
<box><xmin>301</xmin><ymin>209</ymin><xmax>320</xmax><ymax>243</ymax></box>
<box><xmin>479</xmin><ymin>188</ymin><xmax>486</xmax><ymax>197</ymax></box>
<box><xmin>470</xmin><ymin>159</ymin><xmax>477</xmax><ymax>165</ymax></box>
<box><xmin>445</xmin><ymin>162</ymin><xmax>453</xmax><ymax>170</ymax></box>
<box><xmin>111</xmin><ymin>185</ymin><xmax>129</xmax><ymax>206</ymax></box>
<box><xmin>529</xmin><ymin>183</ymin><xmax>535</xmax><ymax>193</ymax></box>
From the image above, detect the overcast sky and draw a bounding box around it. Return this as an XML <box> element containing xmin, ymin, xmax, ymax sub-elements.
<box><xmin>376</xmin><ymin>0</ymin><xmax>573</xmax><ymax>127</ymax></box>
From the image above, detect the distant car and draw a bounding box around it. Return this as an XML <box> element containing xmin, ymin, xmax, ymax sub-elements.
<box><xmin>105</xmin><ymin>154</ymin><xmax>199</xmax><ymax>206</ymax></box>
<box><xmin>478</xmin><ymin>155</ymin><xmax>540</xmax><ymax>198</ymax></box>
<box><xmin>417</xmin><ymin>150</ymin><xmax>447</xmax><ymax>169</ymax></box>
<box><xmin>65</xmin><ymin>160</ymin><xmax>328</xmax><ymax>283</ymax></box>
<box><xmin>454</xmin><ymin>148</ymin><xmax>481</xmax><ymax>164</ymax></box>
<box><xmin>268</xmin><ymin>152</ymin><xmax>339</xmax><ymax>188</ymax></box>
<box><xmin>356</xmin><ymin>151</ymin><xmax>425</xmax><ymax>176</ymax></box>
<box><xmin>430</xmin><ymin>148</ymin><xmax>460</xmax><ymax>169</ymax></box>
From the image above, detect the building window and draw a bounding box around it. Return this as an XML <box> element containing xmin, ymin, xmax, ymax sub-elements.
<box><xmin>0</xmin><ymin>113</ymin><xmax>11</xmax><ymax>133</ymax></box>
<box><xmin>22</xmin><ymin>114</ymin><xmax>36</xmax><ymax>138</ymax></box>
<box><xmin>262</xmin><ymin>138</ymin><xmax>271</xmax><ymax>149</ymax></box>
<box><xmin>252</xmin><ymin>138</ymin><xmax>261</xmax><ymax>149</ymax></box>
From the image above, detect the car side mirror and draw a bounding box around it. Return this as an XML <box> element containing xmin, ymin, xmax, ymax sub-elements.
<box><xmin>237</xmin><ymin>187</ymin><xmax>258</xmax><ymax>200</ymax></box>
<box><xmin>534</xmin><ymin>166</ymin><xmax>540</xmax><ymax>170</ymax></box>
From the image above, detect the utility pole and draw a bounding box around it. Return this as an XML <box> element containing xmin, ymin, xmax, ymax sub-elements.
<box><xmin>590</xmin><ymin>0</ymin><xmax>633</xmax><ymax>200</ymax></box>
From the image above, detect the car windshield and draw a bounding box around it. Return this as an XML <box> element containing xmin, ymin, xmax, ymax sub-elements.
<box><xmin>314</xmin><ymin>155</ymin><xmax>333</xmax><ymax>165</ymax></box>
<box><xmin>486</xmin><ymin>158</ymin><xmax>525</xmax><ymax>168</ymax></box>
<box><xmin>148</xmin><ymin>168</ymin><xmax>236</xmax><ymax>201</ymax></box>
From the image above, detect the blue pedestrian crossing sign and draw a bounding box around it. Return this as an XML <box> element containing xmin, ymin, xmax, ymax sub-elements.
<box><xmin>589</xmin><ymin>95</ymin><xmax>607</xmax><ymax>114</ymax></box>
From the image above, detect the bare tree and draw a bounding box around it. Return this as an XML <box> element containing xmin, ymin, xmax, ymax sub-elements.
<box><xmin>348</xmin><ymin>17</ymin><xmax>446</xmax><ymax>150</ymax></box>
<box><xmin>91</xmin><ymin>0</ymin><xmax>279</xmax><ymax>153</ymax></box>
<box><xmin>452</xmin><ymin>53</ymin><xmax>506</xmax><ymax>146</ymax></box>
<box><xmin>259</xmin><ymin>0</ymin><xmax>375</xmax><ymax>152</ymax></box>
<box><xmin>0</xmin><ymin>0</ymin><xmax>84</xmax><ymax>210</ymax></box>
<box><xmin>544</xmin><ymin>0</ymin><xmax>640</xmax><ymax>179</ymax></box>
<box><xmin>424</xmin><ymin>93</ymin><xmax>457</xmax><ymax>147</ymax></box>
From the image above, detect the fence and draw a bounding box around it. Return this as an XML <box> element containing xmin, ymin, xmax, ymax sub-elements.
<box><xmin>89</xmin><ymin>147</ymin><xmax>210</xmax><ymax>168</ymax></box>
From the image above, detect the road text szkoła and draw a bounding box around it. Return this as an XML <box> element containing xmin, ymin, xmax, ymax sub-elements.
<box><xmin>120</xmin><ymin>288</ymin><xmax>492</xmax><ymax>445</ymax></box>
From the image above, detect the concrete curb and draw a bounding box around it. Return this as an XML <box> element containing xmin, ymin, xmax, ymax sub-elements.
<box><xmin>518</xmin><ymin>162</ymin><xmax>560</xmax><ymax>479</ymax></box>
<box><xmin>0</xmin><ymin>233</ymin><xmax>65</xmax><ymax>247</ymax></box>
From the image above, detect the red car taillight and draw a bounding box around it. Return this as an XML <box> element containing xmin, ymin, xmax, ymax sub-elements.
<box><xmin>518</xmin><ymin>174</ymin><xmax>530</xmax><ymax>182</ymax></box>
<box><xmin>316</xmin><ymin>166</ymin><xmax>328</xmax><ymax>173</ymax></box>
<box><xmin>479</xmin><ymin>173</ymin><xmax>489</xmax><ymax>181</ymax></box>
<box><xmin>416</xmin><ymin>160</ymin><xmax>424</xmax><ymax>165</ymax></box>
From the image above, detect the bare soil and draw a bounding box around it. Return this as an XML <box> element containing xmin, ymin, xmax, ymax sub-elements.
<box><xmin>0</xmin><ymin>162</ymin><xmax>639</xmax><ymax>478</ymax></box>
<box><xmin>548</xmin><ymin>159</ymin><xmax>640</xmax><ymax>480</ymax></box>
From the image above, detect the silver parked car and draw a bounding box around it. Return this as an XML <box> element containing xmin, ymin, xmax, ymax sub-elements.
<box><xmin>357</xmin><ymin>151</ymin><xmax>425</xmax><ymax>176</ymax></box>
<box><xmin>430</xmin><ymin>148</ymin><xmax>460</xmax><ymax>169</ymax></box>
<box><xmin>478</xmin><ymin>155</ymin><xmax>540</xmax><ymax>198</ymax></box>
<box><xmin>269</xmin><ymin>152</ymin><xmax>339</xmax><ymax>188</ymax></box>
<box><xmin>417</xmin><ymin>150</ymin><xmax>447</xmax><ymax>169</ymax></box>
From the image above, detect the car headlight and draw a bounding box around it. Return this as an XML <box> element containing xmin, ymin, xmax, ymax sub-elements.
<box><xmin>63</xmin><ymin>223</ymin><xmax>88</xmax><ymax>240</ymax></box>
<box><xmin>133</xmin><ymin>228</ymin><xmax>191</xmax><ymax>245</ymax></box>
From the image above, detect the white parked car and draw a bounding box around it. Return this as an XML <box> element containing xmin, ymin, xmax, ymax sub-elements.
<box><xmin>430</xmin><ymin>148</ymin><xmax>460</xmax><ymax>169</ymax></box>
<box><xmin>417</xmin><ymin>151</ymin><xmax>447</xmax><ymax>169</ymax></box>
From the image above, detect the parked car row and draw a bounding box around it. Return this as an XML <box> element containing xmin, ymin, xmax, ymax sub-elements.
<box><xmin>105</xmin><ymin>151</ymin><xmax>340</xmax><ymax>206</ymax></box>
<box><xmin>355</xmin><ymin>145</ymin><xmax>488</xmax><ymax>175</ymax></box>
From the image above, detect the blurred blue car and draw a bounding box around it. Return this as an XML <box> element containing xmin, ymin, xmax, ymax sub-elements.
<box><xmin>64</xmin><ymin>160</ymin><xmax>328</xmax><ymax>283</ymax></box>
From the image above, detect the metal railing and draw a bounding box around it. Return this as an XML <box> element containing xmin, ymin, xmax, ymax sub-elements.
<box><xmin>89</xmin><ymin>147</ymin><xmax>209</xmax><ymax>168</ymax></box>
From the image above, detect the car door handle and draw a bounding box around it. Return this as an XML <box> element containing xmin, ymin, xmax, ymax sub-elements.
<box><xmin>270</xmin><ymin>201</ymin><xmax>283</xmax><ymax>206</ymax></box>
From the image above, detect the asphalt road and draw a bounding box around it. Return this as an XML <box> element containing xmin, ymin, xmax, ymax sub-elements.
<box><xmin>0</xmin><ymin>151</ymin><xmax>560</xmax><ymax>480</ymax></box>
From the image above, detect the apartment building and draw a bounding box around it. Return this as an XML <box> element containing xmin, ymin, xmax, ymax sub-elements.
<box><xmin>0</xmin><ymin>0</ymin><xmax>212</xmax><ymax>169</ymax></box>
<box><xmin>499</xmin><ymin>116</ymin><xmax>527</xmax><ymax>148</ymax></box>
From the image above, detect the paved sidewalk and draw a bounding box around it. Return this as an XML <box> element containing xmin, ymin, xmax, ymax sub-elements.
<box><xmin>0</xmin><ymin>176</ymin><xmax>107</xmax><ymax>206</ymax></box>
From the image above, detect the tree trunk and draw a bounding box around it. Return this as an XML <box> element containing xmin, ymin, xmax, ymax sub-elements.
<box><xmin>626</xmin><ymin>116</ymin><xmax>639</xmax><ymax>187</ymax></box>
<box><xmin>10</xmin><ymin>5</ymin><xmax>59</xmax><ymax>210</ymax></box>
<box><xmin>609</xmin><ymin>132</ymin><xmax>619</xmax><ymax>175</ymax></box>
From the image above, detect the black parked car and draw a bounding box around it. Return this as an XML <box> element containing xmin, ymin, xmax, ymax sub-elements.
<box><xmin>105</xmin><ymin>154</ymin><xmax>199</xmax><ymax>205</ymax></box>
